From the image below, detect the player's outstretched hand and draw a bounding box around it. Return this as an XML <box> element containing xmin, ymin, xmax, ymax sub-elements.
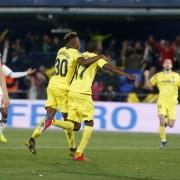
<box><xmin>27</xmin><ymin>68</ymin><xmax>36</xmax><ymax>75</ymax></box>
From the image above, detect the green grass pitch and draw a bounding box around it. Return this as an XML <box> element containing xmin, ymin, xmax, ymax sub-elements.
<box><xmin>0</xmin><ymin>128</ymin><xmax>180</xmax><ymax>180</ymax></box>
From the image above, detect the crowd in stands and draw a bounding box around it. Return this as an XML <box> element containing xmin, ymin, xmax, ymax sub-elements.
<box><xmin>0</xmin><ymin>28</ymin><xmax>180</xmax><ymax>102</ymax></box>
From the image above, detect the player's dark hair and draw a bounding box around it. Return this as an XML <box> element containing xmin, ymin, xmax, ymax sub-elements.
<box><xmin>87</xmin><ymin>40</ymin><xmax>99</xmax><ymax>52</ymax></box>
<box><xmin>63</xmin><ymin>32</ymin><xmax>78</xmax><ymax>43</ymax></box>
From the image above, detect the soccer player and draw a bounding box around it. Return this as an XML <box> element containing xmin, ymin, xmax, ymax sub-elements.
<box><xmin>144</xmin><ymin>58</ymin><xmax>180</xmax><ymax>148</ymax></box>
<box><xmin>25</xmin><ymin>32</ymin><xmax>104</xmax><ymax>154</ymax></box>
<box><xmin>43</xmin><ymin>40</ymin><xmax>135</xmax><ymax>160</ymax></box>
<box><xmin>0</xmin><ymin>63</ymin><xmax>9</xmax><ymax>110</ymax></box>
<box><xmin>0</xmin><ymin>64</ymin><xmax>36</xmax><ymax>142</ymax></box>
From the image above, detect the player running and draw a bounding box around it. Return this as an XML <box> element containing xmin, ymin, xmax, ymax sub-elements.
<box><xmin>0</xmin><ymin>64</ymin><xmax>36</xmax><ymax>142</ymax></box>
<box><xmin>144</xmin><ymin>58</ymin><xmax>180</xmax><ymax>148</ymax></box>
<box><xmin>25</xmin><ymin>32</ymin><xmax>104</xmax><ymax>154</ymax></box>
<box><xmin>43</xmin><ymin>40</ymin><xmax>135</xmax><ymax>160</ymax></box>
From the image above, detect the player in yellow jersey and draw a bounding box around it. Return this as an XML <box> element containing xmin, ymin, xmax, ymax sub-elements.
<box><xmin>144</xmin><ymin>58</ymin><xmax>180</xmax><ymax>148</ymax></box>
<box><xmin>25</xmin><ymin>33</ymin><xmax>103</xmax><ymax>155</ymax></box>
<box><xmin>43</xmin><ymin>40</ymin><xmax>135</xmax><ymax>160</ymax></box>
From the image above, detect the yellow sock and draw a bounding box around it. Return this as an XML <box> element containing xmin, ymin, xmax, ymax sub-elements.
<box><xmin>31</xmin><ymin>118</ymin><xmax>45</xmax><ymax>139</ymax></box>
<box><xmin>76</xmin><ymin>126</ymin><xmax>93</xmax><ymax>155</ymax></box>
<box><xmin>31</xmin><ymin>128</ymin><xmax>41</xmax><ymax>139</ymax></box>
<box><xmin>159</xmin><ymin>126</ymin><xmax>166</xmax><ymax>142</ymax></box>
<box><xmin>64</xmin><ymin>130</ymin><xmax>76</xmax><ymax>149</ymax></box>
<box><xmin>52</xmin><ymin>119</ymin><xmax>74</xmax><ymax>130</ymax></box>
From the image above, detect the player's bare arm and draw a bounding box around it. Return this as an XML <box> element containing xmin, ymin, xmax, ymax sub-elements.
<box><xmin>102</xmin><ymin>63</ymin><xmax>136</xmax><ymax>81</ymax></box>
<box><xmin>77</xmin><ymin>55</ymin><xmax>105</xmax><ymax>67</ymax></box>
<box><xmin>3</xmin><ymin>65</ymin><xmax>36</xmax><ymax>78</ymax></box>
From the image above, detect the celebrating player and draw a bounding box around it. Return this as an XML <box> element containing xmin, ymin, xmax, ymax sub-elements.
<box><xmin>144</xmin><ymin>58</ymin><xmax>180</xmax><ymax>148</ymax></box>
<box><xmin>0</xmin><ymin>64</ymin><xmax>36</xmax><ymax>142</ymax></box>
<box><xmin>43</xmin><ymin>40</ymin><xmax>135</xmax><ymax>160</ymax></box>
<box><xmin>25</xmin><ymin>32</ymin><xmax>104</xmax><ymax>154</ymax></box>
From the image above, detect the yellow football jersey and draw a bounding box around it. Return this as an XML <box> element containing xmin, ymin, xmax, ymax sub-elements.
<box><xmin>150</xmin><ymin>71</ymin><xmax>180</xmax><ymax>104</ymax></box>
<box><xmin>69</xmin><ymin>51</ymin><xmax>108</xmax><ymax>94</ymax></box>
<box><xmin>48</xmin><ymin>47</ymin><xmax>82</xmax><ymax>90</ymax></box>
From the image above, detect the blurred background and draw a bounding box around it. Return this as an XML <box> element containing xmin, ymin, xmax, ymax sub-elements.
<box><xmin>1</xmin><ymin>0</ymin><xmax>180</xmax><ymax>131</ymax></box>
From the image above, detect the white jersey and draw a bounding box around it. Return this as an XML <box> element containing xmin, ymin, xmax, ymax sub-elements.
<box><xmin>0</xmin><ymin>65</ymin><xmax>12</xmax><ymax>96</ymax></box>
<box><xmin>2</xmin><ymin>64</ymin><xmax>12</xmax><ymax>77</ymax></box>
<box><xmin>0</xmin><ymin>65</ymin><xmax>27</xmax><ymax>96</ymax></box>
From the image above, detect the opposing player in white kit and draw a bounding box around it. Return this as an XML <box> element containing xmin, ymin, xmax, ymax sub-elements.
<box><xmin>0</xmin><ymin>64</ymin><xmax>36</xmax><ymax>142</ymax></box>
<box><xmin>0</xmin><ymin>64</ymin><xmax>9</xmax><ymax>112</ymax></box>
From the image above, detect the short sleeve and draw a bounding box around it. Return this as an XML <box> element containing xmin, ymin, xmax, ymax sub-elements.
<box><xmin>73</xmin><ymin>50</ymin><xmax>83</xmax><ymax>60</ymax></box>
<box><xmin>97</xmin><ymin>59</ymin><xmax>108</xmax><ymax>69</ymax></box>
<box><xmin>150</xmin><ymin>74</ymin><xmax>157</xmax><ymax>86</ymax></box>
<box><xmin>2</xmin><ymin>65</ymin><xmax>12</xmax><ymax>76</ymax></box>
<box><xmin>82</xmin><ymin>52</ymin><xmax>89</xmax><ymax>59</ymax></box>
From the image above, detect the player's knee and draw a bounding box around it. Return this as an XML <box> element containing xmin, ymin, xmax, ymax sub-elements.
<box><xmin>46</xmin><ymin>107</ymin><xmax>56</xmax><ymax>118</ymax></box>
<box><xmin>159</xmin><ymin>118</ymin><xmax>165</xmax><ymax>126</ymax></box>
<box><xmin>169</xmin><ymin>124</ymin><xmax>174</xmax><ymax>128</ymax></box>
<box><xmin>168</xmin><ymin>122</ymin><xmax>174</xmax><ymax>128</ymax></box>
<box><xmin>84</xmin><ymin>120</ymin><xmax>94</xmax><ymax>127</ymax></box>
<box><xmin>160</xmin><ymin>121</ymin><xmax>165</xmax><ymax>126</ymax></box>
<box><xmin>45</xmin><ymin>111</ymin><xmax>55</xmax><ymax>120</ymax></box>
<box><xmin>73</xmin><ymin>123</ymin><xmax>81</xmax><ymax>131</ymax></box>
<box><xmin>168</xmin><ymin>120</ymin><xmax>175</xmax><ymax>128</ymax></box>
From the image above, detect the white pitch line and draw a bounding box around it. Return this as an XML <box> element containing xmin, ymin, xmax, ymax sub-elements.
<box><xmin>0</xmin><ymin>146</ymin><xmax>176</xmax><ymax>150</ymax></box>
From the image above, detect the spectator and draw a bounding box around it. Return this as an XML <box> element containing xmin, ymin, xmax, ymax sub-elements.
<box><xmin>125</xmin><ymin>41</ymin><xmax>143</xmax><ymax>70</ymax></box>
<box><xmin>105</xmin><ymin>39</ymin><xmax>119</xmax><ymax>65</ymax></box>
<box><xmin>26</xmin><ymin>75</ymin><xmax>38</xmax><ymax>99</ymax></box>
<box><xmin>89</xmin><ymin>29</ymin><xmax>111</xmax><ymax>44</ymax></box>
<box><xmin>0</xmin><ymin>27</ymin><xmax>179</xmax><ymax>102</ymax></box>
<box><xmin>92</xmin><ymin>81</ymin><xmax>104</xmax><ymax>101</ymax></box>
<box><xmin>149</xmin><ymin>36</ymin><xmax>175</xmax><ymax>65</ymax></box>
<box><xmin>42</xmin><ymin>34</ymin><xmax>51</xmax><ymax>53</ymax></box>
<box><xmin>25</xmin><ymin>32</ymin><xmax>41</xmax><ymax>52</ymax></box>
<box><xmin>8</xmin><ymin>39</ymin><xmax>27</xmax><ymax>71</ymax></box>
<box><xmin>174</xmin><ymin>36</ymin><xmax>180</xmax><ymax>70</ymax></box>
<box><xmin>51</xmin><ymin>37</ymin><xmax>61</xmax><ymax>51</ymax></box>
<box><xmin>120</xmin><ymin>40</ymin><xmax>131</xmax><ymax>68</ymax></box>
<box><xmin>102</xmin><ymin>85</ymin><xmax>118</xmax><ymax>101</ymax></box>
<box><xmin>36</xmin><ymin>66</ymin><xmax>48</xmax><ymax>99</ymax></box>
<box><xmin>141</xmin><ymin>41</ymin><xmax>160</xmax><ymax>77</ymax></box>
